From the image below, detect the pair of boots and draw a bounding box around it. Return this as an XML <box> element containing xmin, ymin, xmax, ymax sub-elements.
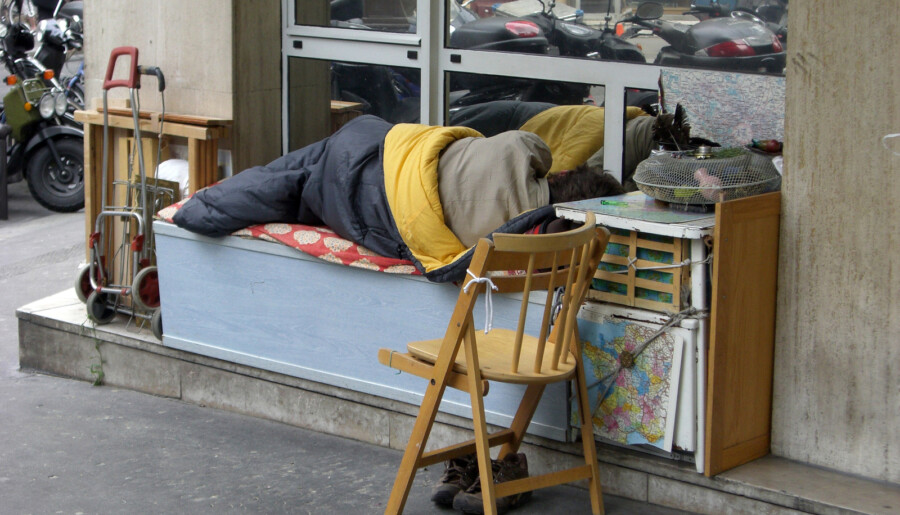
<box><xmin>431</xmin><ymin>453</ymin><xmax>531</xmax><ymax>514</ymax></box>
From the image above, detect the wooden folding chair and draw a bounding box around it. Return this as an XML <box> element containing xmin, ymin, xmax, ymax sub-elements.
<box><xmin>377</xmin><ymin>212</ymin><xmax>611</xmax><ymax>514</ymax></box>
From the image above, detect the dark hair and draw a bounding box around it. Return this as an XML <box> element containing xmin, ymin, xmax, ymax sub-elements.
<box><xmin>547</xmin><ymin>164</ymin><xmax>625</xmax><ymax>203</ymax></box>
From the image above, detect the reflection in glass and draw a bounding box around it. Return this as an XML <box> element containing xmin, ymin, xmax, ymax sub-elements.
<box><xmin>288</xmin><ymin>58</ymin><xmax>332</xmax><ymax>151</ymax></box>
<box><xmin>331</xmin><ymin>62</ymin><xmax>421</xmax><ymax>123</ymax></box>
<box><xmin>445</xmin><ymin>72</ymin><xmax>602</xmax><ymax>128</ymax></box>
<box><xmin>296</xmin><ymin>0</ymin><xmax>418</xmax><ymax>33</ymax></box>
<box><xmin>447</xmin><ymin>0</ymin><xmax>648</xmax><ymax>65</ymax></box>
<box><xmin>288</xmin><ymin>58</ymin><xmax>422</xmax><ymax>148</ymax></box>
<box><xmin>446</xmin><ymin>0</ymin><xmax>786</xmax><ymax>74</ymax></box>
<box><xmin>445</xmin><ymin>91</ymin><xmax>659</xmax><ymax>193</ymax></box>
<box><xmin>449</xmin><ymin>72</ymin><xmax>593</xmax><ymax>108</ymax></box>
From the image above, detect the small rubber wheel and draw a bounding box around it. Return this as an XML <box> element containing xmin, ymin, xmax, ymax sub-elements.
<box><xmin>74</xmin><ymin>264</ymin><xmax>94</xmax><ymax>303</ymax></box>
<box><xmin>86</xmin><ymin>291</ymin><xmax>116</xmax><ymax>325</ymax></box>
<box><xmin>151</xmin><ymin>309</ymin><xmax>163</xmax><ymax>340</ymax></box>
<box><xmin>132</xmin><ymin>266</ymin><xmax>160</xmax><ymax>311</ymax></box>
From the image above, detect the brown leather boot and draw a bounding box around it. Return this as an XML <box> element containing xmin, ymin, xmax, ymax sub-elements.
<box><xmin>430</xmin><ymin>454</ymin><xmax>478</xmax><ymax>507</ymax></box>
<box><xmin>452</xmin><ymin>453</ymin><xmax>531</xmax><ymax>514</ymax></box>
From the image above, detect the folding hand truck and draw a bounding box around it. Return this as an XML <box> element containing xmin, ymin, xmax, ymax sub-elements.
<box><xmin>75</xmin><ymin>46</ymin><xmax>171</xmax><ymax>339</ymax></box>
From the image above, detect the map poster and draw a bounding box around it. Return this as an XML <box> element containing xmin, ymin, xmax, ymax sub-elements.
<box><xmin>660</xmin><ymin>68</ymin><xmax>785</xmax><ymax>148</ymax></box>
<box><xmin>575</xmin><ymin>315</ymin><xmax>684</xmax><ymax>452</ymax></box>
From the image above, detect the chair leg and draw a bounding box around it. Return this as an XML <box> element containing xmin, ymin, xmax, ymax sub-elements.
<box><xmin>463</xmin><ymin>323</ymin><xmax>500</xmax><ymax>515</ymax></box>
<box><xmin>498</xmin><ymin>384</ymin><xmax>545</xmax><ymax>459</ymax></box>
<box><xmin>573</xmin><ymin>352</ymin><xmax>604</xmax><ymax>515</ymax></box>
<box><xmin>384</xmin><ymin>378</ymin><xmax>446</xmax><ymax>514</ymax></box>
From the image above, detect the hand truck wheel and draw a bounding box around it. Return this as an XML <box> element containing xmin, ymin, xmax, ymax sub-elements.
<box><xmin>151</xmin><ymin>309</ymin><xmax>163</xmax><ymax>340</ymax></box>
<box><xmin>131</xmin><ymin>266</ymin><xmax>160</xmax><ymax>311</ymax></box>
<box><xmin>74</xmin><ymin>263</ymin><xmax>95</xmax><ymax>304</ymax></box>
<box><xmin>86</xmin><ymin>291</ymin><xmax>116</xmax><ymax>324</ymax></box>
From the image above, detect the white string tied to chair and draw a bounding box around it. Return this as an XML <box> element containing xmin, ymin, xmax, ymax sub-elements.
<box><xmin>464</xmin><ymin>270</ymin><xmax>499</xmax><ymax>334</ymax></box>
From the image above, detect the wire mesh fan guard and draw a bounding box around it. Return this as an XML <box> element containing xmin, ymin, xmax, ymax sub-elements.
<box><xmin>633</xmin><ymin>149</ymin><xmax>781</xmax><ymax>205</ymax></box>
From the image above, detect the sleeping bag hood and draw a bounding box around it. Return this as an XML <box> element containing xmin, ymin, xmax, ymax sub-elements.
<box><xmin>382</xmin><ymin>123</ymin><xmax>557</xmax><ymax>283</ymax></box>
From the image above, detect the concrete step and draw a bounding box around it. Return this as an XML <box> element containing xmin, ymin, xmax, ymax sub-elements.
<box><xmin>17</xmin><ymin>290</ymin><xmax>900</xmax><ymax>515</ymax></box>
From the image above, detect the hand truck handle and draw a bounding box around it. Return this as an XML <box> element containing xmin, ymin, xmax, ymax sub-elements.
<box><xmin>138</xmin><ymin>65</ymin><xmax>166</xmax><ymax>92</ymax></box>
<box><xmin>103</xmin><ymin>46</ymin><xmax>139</xmax><ymax>90</ymax></box>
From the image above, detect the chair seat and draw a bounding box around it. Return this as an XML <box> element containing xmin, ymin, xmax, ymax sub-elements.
<box><xmin>407</xmin><ymin>328</ymin><xmax>577</xmax><ymax>384</ymax></box>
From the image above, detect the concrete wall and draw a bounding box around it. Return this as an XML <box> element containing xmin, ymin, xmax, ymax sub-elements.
<box><xmin>773</xmin><ymin>1</ymin><xmax>900</xmax><ymax>483</ymax></box>
<box><xmin>86</xmin><ymin>0</ymin><xmax>281</xmax><ymax>174</ymax></box>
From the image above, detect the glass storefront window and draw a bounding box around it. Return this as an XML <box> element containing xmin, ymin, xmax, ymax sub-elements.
<box><xmin>331</xmin><ymin>62</ymin><xmax>421</xmax><ymax>123</ymax></box>
<box><xmin>296</xmin><ymin>0</ymin><xmax>418</xmax><ymax>33</ymax></box>
<box><xmin>287</xmin><ymin>57</ymin><xmax>423</xmax><ymax>150</ymax></box>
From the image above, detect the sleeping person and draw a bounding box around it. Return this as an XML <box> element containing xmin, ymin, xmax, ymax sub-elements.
<box><xmin>173</xmin><ymin>109</ymin><xmax>624</xmax><ymax>283</ymax></box>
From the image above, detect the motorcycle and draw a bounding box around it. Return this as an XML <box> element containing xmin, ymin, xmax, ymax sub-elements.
<box><xmin>0</xmin><ymin>19</ymin><xmax>84</xmax><ymax>212</ymax></box>
<box><xmin>0</xmin><ymin>0</ymin><xmax>83</xmax><ymax>122</ymax></box>
<box><xmin>33</xmin><ymin>0</ymin><xmax>84</xmax><ymax>121</ymax></box>
<box><xmin>624</xmin><ymin>1</ymin><xmax>786</xmax><ymax>74</ymax></box>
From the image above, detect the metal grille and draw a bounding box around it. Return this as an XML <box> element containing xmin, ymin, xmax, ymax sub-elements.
<box><xmin>633</xmin><ymin>147</ymin><xmax>781</xmax><ymax>205</ymax></box>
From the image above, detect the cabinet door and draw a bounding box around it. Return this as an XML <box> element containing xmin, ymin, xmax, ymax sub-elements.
<box><xmin>705</xmin><ymin>192</ymin><xmax>781</xmax><ymax>476</ymax></box>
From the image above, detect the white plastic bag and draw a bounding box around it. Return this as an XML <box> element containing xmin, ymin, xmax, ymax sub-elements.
<box><xmin>156</xmin><ymin>159</ymin><xmax>190</xmax><ymax>198</ymax></box>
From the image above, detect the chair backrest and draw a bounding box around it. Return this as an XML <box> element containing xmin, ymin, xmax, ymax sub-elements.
<box><xmin>464</xmin><ymin>212</ymin><xmax>610</xmax><ymax>374</ymax></box>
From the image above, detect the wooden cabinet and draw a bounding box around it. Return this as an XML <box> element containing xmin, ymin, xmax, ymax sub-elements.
<box><xmin>557</xmin><ymin>191</ymin><xmax>780</xmax><ymax>476</ymax></box>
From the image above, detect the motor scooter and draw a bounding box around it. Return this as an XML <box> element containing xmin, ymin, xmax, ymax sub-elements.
<box><xmin>703</xmin><ymin>0</ymin><xmax>787</xmax><ymax>48</ymax></box>
<box><xmin>0</xmin><ymin>19</ymin><xmax>84</xmax><ymax>212</ymax></box>
<box><xmin>495</xmin><ymin>0</ymin><xmax>648</xmax><ymax>62</ymax></box>
<box><xmin>625</xmin><ymin>1</ymin><xmax>786</xmax><ymax>74</ymax></box>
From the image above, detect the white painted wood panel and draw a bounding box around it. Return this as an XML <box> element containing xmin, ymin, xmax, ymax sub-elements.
<box><xmin>154</xmin><ymin>221</ymin><xmax>570</xmax><ymax>441</ymax></box>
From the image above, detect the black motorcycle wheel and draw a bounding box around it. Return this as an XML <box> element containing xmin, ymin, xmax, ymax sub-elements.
<box><xmin>26</xmin><ymin>137</ymin><xmax>85</xmax><ymax>213</ymax></box>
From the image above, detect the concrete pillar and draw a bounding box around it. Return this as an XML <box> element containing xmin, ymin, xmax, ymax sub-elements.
<box><xmin>774</xmin><ymin>0</ymin><xmax>900</xmax><ymax>483</ymax></box>
<box><xmin>85</xmin><ymin>0</ymin><xmax>281</xmax><ymax>176</ymax></box>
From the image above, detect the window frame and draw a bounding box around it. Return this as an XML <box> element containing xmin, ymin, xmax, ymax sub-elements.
<box><xmin>282</xmin><ymin>0</ymin><xmax>663</xmax><ymax>179</ymax></box>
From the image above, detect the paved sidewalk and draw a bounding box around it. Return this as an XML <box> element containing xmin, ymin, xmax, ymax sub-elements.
<box><xmin>1</xmin><ymin>181</ymin><xmax>689</xmax><ymax>514</ymax></box>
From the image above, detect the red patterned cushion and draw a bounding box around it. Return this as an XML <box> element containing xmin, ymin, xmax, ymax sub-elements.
<box><xmin>156</xmin><ymin>198</ymin><xmax>419</xmax><ymax>275</ymax></box>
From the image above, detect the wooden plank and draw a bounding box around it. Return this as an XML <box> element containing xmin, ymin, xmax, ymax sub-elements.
<box><xmin>594</xmin><ymin>271</ymin><xmax>628</xmax><ymax>284</ymax></box>
<box><xmin>419</xmin><ymin>429</ymin><xmax>515</xmax><ymax>468</ymax></box>
<box><xmin>205</xmin><ymin>140</ymin><xmax>218</xmax><ymax>187</ymax></box>
<box><xmin>329</xmin><ymin>100</ymin><xmax>363</xmax><ymax>113</ymax></box>
<box><xmin>674</xmin><ymin>237</ymin><xmax>687</xmax><ymax>309</ymax></box>
<box><xmin>494</xmin><ymin>465</ymin><xmax>593</xmax><ymax>498</ymax></box>
<box><xmin>198</xmin><ymin>139</ymin><xmax>209</xmax><ymax>189</ymax></box>
<box><xmin>97</xmin><ymin>107</ymin><xmax>232</xmax><ymax>127</ymax></box>
<box><xmin>607</xmin><ymin>234</ymin><xmax>632</xmax><ymax>245</ymax></box>
<box><xmin>705</xmin><ymin>192</ymin><xmax>781</xmax><ymax>476</ymax></box>
<box><xmin>82</xmin><ymin>123</ymin><xmax>102</xmax><ymax>258</ymax></box>
<box><xmin>632</xmin><ymin>238</ymin><xmax>678</xmax><ymax>253</ymax></box>
<box><xmin>634</xmin><ymin>277</ymin><xmax>675</xmax><ymax>294</ymax></box>
<box><xmin>187</xmin><ymin>139</ymin><xmax>202</xmax><ymax>195</ymax></box>
<box><xmin>632</xmin><ymin>297</ymin><xmax>673</xmax><ymax>313</ymax></box>
<box><xmin>76</xmin><ymin>110</ymin><xmax>219</xmax><ymax>140</ymax></box>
